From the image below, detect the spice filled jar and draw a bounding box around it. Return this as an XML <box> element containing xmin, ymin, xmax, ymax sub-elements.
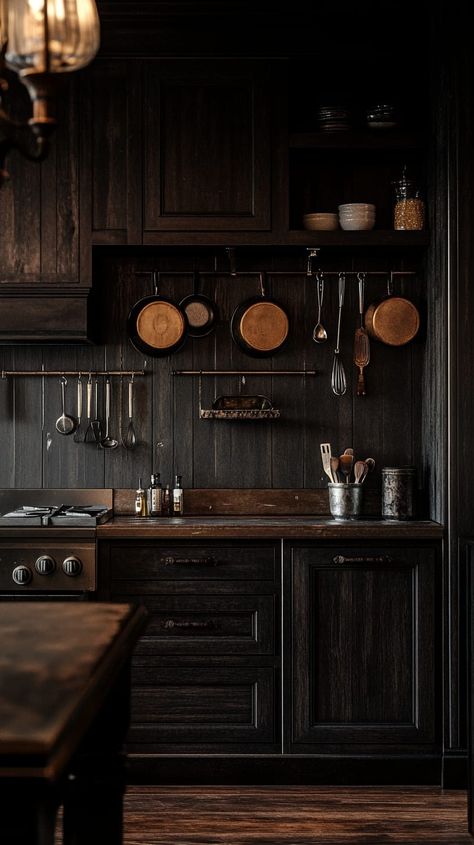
<box><xmin>392</xmin><ymin>168</ymin><xmax>425</xmax><ymax>231</ymax></box>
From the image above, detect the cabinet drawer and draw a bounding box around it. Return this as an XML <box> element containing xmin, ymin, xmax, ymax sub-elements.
<box><xmin>291</xmin><ymin>544</ymin><xmax>436</xmax><ymax>570</ymax></box>
<box><xmin>127</xmin><ymin>666</ymin><xmax>277</xmax><ymax>752</ymax></box>
<box><xmin>112</xmin><ymin>594</ymin><xmax>275</xmax><ymax>656</ymax></box>
<box><xmin>109</xmin><ymin>542</ymin><xmax>278</xmax><ymax>586</ymax></box>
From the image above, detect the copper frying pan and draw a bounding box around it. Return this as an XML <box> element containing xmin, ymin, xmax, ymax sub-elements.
<box><xmin>128</xmin><ymin>270</ymin><xmax>188</xmax><ymax>356</ymax></box>
<box><xmin>231</xmin><ymin>273</ymin><xmax>290</xmax><ymax>357</ymax></box>
<box><xmin>364</xmin><ymin>276</ymin><xmax>420</xmax><ymax>346</ymax></box>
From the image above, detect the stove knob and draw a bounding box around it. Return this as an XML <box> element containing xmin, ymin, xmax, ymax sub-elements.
<box><xmin>62</xmin><ymin>556</ymin><xmax>83</xmax><ymax>577</ymax></box>
<box><xmin>35</xmin><ymin>555</ymin><xmax>56</xmax><ymax>576</ymax></box>
<box><xmin>12</xmin><ymin>565</ymin><xmax>32</xmax><ymax>586</ymax></box>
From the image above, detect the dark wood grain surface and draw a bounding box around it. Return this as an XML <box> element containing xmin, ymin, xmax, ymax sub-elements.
<box><xmin>97</xmin><ymin>515</ymin><xmax>442</xmax><ymax>539</ymax></box>
<box><xmin>83</xmin><ymin>786</ymin><xmax>471</xmax><ymax>844</ymax></box>
<box><xmin>0</xmin><ymin>603</ymin><xmax>146</xmax><ymax>771</ymax></box>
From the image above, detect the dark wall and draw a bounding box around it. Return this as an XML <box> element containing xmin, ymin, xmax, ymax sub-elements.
<box><xmin>0</xmin><ymin>248</ymin><xmax>424</xmax><ymax>493</ymax></box>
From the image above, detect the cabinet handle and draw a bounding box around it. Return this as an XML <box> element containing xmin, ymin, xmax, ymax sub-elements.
<box><xmin>332</xmin><ymin>555</ymin><xmax>393</xmax><ymax>565</ymax></box>
<box><xmin>160</xmin><ymin>556</ymin><xmax>216</xmax><ymax>567</ymax></box>
<box><xmin>162</xmin><ymin>619</ymin><xmax>215</xmax><ymax>630</ymax></box>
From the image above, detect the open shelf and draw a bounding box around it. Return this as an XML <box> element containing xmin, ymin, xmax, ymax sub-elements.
<box><xmin>289</xmin><ymin>131</ymin><xmax>425</xmax><ymax>151</ymax></box>
<box><xmin>286</xmin><ymin>230</ymin><xmax>429</xmax><ymax>247</ymax></box>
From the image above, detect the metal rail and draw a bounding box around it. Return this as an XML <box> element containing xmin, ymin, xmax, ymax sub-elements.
<box><xmin>173</xmin><ymin>370</ymin><xmax>317</xmax><ymax>376</ymax></box>
<box><xmin>1</xmin><ymin>370</ymin><xmax>145</xmax><ymax>379</ymax></box>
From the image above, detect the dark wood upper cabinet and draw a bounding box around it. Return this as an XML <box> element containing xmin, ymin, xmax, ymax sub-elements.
<box><xmin>143</xmin><ymin>60</ymin><xmax>272</xmax><ymax>238</ymax></box>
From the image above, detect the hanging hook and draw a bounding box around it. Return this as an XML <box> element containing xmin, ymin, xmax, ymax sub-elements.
<box><xmin>259</xmin><ymin>271</ymin><xmax>266</xmax><ymax>297</ymax></box>
<box><xmin>152</xmin><ymin>270</ymin><xmax>160</xmax><ymax>296</ymax></box>
<box><xmin>387</xmin><ymin>271</ymin><xmax>394</xmax><ymax>297</ymax></box>
<box><xmin>225</xmin><ymin>247</ymin><xmax>237</xmax><ymax>277</ymax></box>
<box><xmin>306</xmin><ymin>248</ymin><xmax>319</xmax><ymax>277</ymax></box>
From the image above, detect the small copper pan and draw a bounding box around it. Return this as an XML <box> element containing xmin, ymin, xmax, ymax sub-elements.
<box><xmin>364</xmin><ymin>277</ymin><xmax>420</xmax><ymax>347</ymax></box>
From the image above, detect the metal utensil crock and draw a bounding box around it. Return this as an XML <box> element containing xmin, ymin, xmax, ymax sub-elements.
<box><xmin>328</xmin><ymin>483</ymin><xmax>363</xmax><ymax>521</ymax></box>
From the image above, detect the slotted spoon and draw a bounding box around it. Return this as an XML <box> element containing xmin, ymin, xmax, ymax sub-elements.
<box><xmin>331</xmin><ymin>272</ymin><xmax>347</xmax><ymax>396</ymax></box>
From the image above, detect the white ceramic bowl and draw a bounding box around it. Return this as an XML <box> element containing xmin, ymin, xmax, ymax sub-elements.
<box><xmin>339</xmin><ymin>214</ymin><xmax>375</xmax><ymax>223</ymax></box>
<box><xmin>338</xmin><ymin>203</ymin><xmax>376</xmax><ymax>212</ymax></box>
<box><xmin>339</xmin><ymin>219</ymin><xmax>375</xmax><ymax>231</ymax></box>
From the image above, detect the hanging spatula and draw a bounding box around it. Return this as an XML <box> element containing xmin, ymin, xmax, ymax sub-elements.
<box><xmin>354</xmin><ymin>272</ymin><xmax>370</xmax><ymax>397</ymax></box>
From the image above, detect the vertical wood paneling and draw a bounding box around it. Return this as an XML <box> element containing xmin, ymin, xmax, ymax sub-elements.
<box><xmin>0</xmin><ymin>249</ymin><xmax>425</xmax><ymax>493</ymax></box>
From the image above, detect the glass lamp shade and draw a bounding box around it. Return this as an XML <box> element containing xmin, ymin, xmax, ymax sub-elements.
<box><xmin>5</xmin><ymin>0</ymin><xmax>100</xmax><ymax>75</ymax></box>
<box><xmin>0</xmin><ymin>0</ymin><xmax>8</xmax><ymax>51</ymax></box>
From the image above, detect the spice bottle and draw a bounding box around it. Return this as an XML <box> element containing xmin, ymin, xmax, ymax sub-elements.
<box><xmin>148</xmin><ymin>473</ymin><xmax>162</xmax><ymax>517</ymax></box>
<box><xmin>392</xmin><ymin>167</ymin><xmax>425</xmax><ymax>231</ymax></box>
<box><xmin>172</xmin><ymin>475</ymin><xmax>184</xmax><ymax>516</ymax></box>
<box><xmin>162</xmin><ymin>484</ymin><xmax>172</xmax><ymax>516</ymax></box>
<box><xmin>135</xmin><ymin>478</ymin><xmax>148</xmax><ymax>517</ymax></box>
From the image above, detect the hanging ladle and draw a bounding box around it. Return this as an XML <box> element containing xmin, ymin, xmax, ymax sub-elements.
<box><xmin>100</xmin><ymin>377</ymin><xmax>119</xmax><ymax>450</ymax></box>
<box><xmin>313</xmin><ymin>271</ymin><xmax>328</xmax><ymax>343</ymax></box>
<box><xmin>55</xmin><ymin>376</ymin><xmax>77</xmax><ymax>436</ymax></box>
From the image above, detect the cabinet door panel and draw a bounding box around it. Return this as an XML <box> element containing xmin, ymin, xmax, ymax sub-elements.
<box><xmin>144</xmin><ymin>61</ymin><xmax>271</xmax><ymax>231</ymax></box>
<box><xmin>290</xmin><ymin>545</ymin><xmax>437</xmax><ymax>752</ymax></box>
<box><xmin>127</xmin><ymin>666</ymin><xmax>277</xmax><ymax>752</ymax></box>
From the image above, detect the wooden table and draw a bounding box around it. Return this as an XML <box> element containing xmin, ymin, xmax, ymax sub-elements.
<box><xmin>0</xmin><ymin>602</ymin><xmax>147</xmax><ymax>845</ymax></box>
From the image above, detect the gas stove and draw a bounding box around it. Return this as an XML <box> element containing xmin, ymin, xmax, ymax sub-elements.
<box><xmin>0</xmin><ymin>489</ymin><xmax>113</xmax><ymax>596</ymax></box>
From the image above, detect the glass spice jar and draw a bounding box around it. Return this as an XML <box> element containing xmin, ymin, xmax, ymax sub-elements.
<box><xmin>392</xmin><ymin>168</ymin><xmax>425</xmax><ymax>231</ymax></box>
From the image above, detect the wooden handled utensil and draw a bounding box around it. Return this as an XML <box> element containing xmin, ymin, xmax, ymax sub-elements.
<box><xmin>320</xmin><ymin>443</ymin><xmax>338</xmax><ymax>483</ymax></box>
<box><xmin>354</xmin><ymin>272</ymin><xmax>370</xmax><ymax>397</ymax></box>
<box><xmin>339</xmin><ymin>453</ymin><xmax>354</xmax><ymax>483</ymax></box>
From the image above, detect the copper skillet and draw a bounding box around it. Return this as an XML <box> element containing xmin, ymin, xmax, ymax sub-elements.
<box><xmin>364</xmin><ymin>275</ymin><xmax>420</xmax><ymax>346</ymax></box>
<box><xmin>128</xmin><ymin>270</ymin><xmax>189</xmax><ymax>356</ymax></box>
<box><xmin>231</xmin><ymin>272</ymin><xmax>290</xmax><ymax>357</ymax></box>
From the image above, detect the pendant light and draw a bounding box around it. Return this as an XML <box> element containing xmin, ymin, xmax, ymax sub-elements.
<box><xmin>0</xmin><ymin>0</ymin><xmax>100</xmax><ymax>183</ymax></box>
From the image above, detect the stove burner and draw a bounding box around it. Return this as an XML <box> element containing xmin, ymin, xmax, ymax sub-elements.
<box><xmin>0</xmin><ymin>504</ymin><xmax>112</xmax><ymax>527</ymax></box>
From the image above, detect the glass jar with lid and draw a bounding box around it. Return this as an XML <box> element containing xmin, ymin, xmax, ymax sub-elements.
<box><xmin>392</xmin><ymin>167</ymin><xmax>425</xmax><ymax>231</ymax></box>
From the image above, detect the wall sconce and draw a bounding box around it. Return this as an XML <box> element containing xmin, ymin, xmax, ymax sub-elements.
<box><xmin>0</xmin><ymin>0</ymin><xmax>100</xmax><ymax>184</ymax></box>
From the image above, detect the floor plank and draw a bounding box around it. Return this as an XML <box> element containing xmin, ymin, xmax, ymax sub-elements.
<box><xmin>116</xmin><ymin>787</ymin><xmax>472</xmax><ymax>844</ymax></box>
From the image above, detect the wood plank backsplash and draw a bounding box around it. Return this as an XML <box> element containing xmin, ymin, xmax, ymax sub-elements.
<box><xmin>0</xmin><ymin>248</ymin><xmax>424</xmax><ymax>500</ymax></box>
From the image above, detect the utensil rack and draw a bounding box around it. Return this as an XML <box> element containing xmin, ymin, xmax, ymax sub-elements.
<box><xmin>1</xmin><ymin>370</ymin><xmax>145</xmax><ymax>379</ymax></box>
<box><xmin>174</xmin><ymin>370</ymin><xmax>317</xmax><ymax>421</ymax></box>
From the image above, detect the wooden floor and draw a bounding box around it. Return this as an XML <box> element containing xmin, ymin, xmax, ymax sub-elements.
<box><xmin>115</xmin><ymin>787</ymin><xmax>473</xmax><ymax>844</ymax></box>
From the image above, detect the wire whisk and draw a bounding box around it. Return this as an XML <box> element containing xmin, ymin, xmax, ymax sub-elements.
<box><xmin>331</xmin><ymin>272</ymin><xmax>347</xmax><ymax>396</ymax></box>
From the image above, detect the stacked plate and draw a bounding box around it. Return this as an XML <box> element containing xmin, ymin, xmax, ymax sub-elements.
<box><xmin>303</xmin><ymin>212</ymin><xmax>338</xmax><ymax>231</ymax></box>
<box><xmin>338</xmin><ymin>203</ymin><xmax>376</xmax><ymax>231</ymax></box>
<box><xmin>317</xmin><ymin>105</ymin><xmax>351</xmax><ymax>132</ymax></box>
<box><xmin>366</xmin><ymin>103</ymin><xmax>398</xmax><ymax>129</ymax></box>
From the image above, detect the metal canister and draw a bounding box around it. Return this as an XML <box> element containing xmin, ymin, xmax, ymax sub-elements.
<box><xmin>328</xmin><ymin>483</ymin><xmax>363</xmax><ymax>521</ymax></box>
<box><xmin>381</xmin><ymin>467</ymin><xmax>416</xmax><ymax>520</ymax></box>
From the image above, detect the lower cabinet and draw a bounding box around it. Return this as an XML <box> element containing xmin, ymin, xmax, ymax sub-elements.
<box><xmin>287</xmin><ymin>543</ymin><xmax>439</xmax><ymax>754</ymax></box>
<box><xmin>98</xmin><ymin>537</ymin><xmax>440</xmax><ymax>778</ymax></box>
<box><xmin>98</xmin><ymin>540</ymin><xmax>281</xmax><ymax>754</ymax></box>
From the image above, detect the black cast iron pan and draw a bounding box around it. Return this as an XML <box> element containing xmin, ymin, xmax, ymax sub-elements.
<box><xmin>179</xmin><ymin>271</ymin><xmax>219</xmax><ymax>338</ymax></box>
<box><xmin>128</xmin><ymin>270</ymin><xmax>189</xmax><ymax>357</ymax></box>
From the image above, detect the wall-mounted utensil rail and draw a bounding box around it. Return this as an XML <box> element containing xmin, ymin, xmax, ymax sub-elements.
<box><xmin>1</xmin><ymin>370</ymin><xmax>145</xmax><ymax>379</ymax></box>
<box><xmin>173</xmin><ymin>370</ymin><xmax>317</xmax><ymax>376</ymax></box>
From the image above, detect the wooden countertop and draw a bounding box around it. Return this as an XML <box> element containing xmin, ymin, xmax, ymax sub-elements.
<box><xmin>0</xmin><ymin>603</ymin><xmax>147</xmax><ymax>779</ymax></box>
<box><xmin>97</xmin><ymin>516</ymin><xmax>444</xmax><ymax>540</ymax></box>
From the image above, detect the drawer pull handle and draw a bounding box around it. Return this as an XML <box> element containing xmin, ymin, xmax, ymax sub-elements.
<box><xmin>161</xmin><ymin>556</ymin><xmax>216</xmax><ymax>567</ymax></box>
<box><xmin>162</xmin><ymin>619</ymin><xmax>215</xmax><ymax>630</ymax></box>
<box><xmin>332</xmin><ymin>555</ymin><xmax>393</xmax><ymax>565</ymax></box>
